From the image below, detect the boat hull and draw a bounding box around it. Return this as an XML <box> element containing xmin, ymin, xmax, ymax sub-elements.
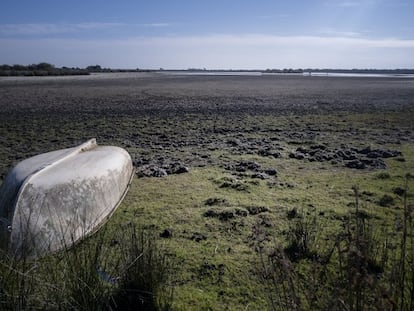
<box><xmin>0</xmin><ymin>139</ymin><xmax>133</xmax><ymax>258</ymax></box>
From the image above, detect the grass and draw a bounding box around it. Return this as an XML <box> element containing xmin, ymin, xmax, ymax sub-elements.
<box><xmin>109</xmin><ymin>146</ymin><xmax>413</xmax><ymax>310</ymax></box>
<box><xmin>257</xmin><ymin>177</ymin><xmax>414</xmax><ymax>310</ymax></box>
<box><xmin>0</xmin><ymin>224</ymin><xmax>173</xmax><ymax>310</ymax></box>
<box><xmin>0</xmin><ymin>75</ymin><xmax>413</xmax><ymax>311</ymax></box>
<box><xmin>1</xmin><ymin>140</ymin><xmax>413</xmax><ymax>309</ymax></box>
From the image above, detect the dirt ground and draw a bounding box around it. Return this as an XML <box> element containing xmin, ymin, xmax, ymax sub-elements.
<box><xmin>1</xmin><ymin>72</ymin><xmax>413</xmax><ymax>178</ymax></box>
<box><xmin>1</xmin><ymin>73</ymin><xmax>414</xmax><ymax>115</ymax></box>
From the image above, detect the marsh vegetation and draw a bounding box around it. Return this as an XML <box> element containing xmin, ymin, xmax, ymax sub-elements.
<box><xmin>0</xmin><ymin>73</ymin><xmax>413</xmax><ymax>310</ymax></box>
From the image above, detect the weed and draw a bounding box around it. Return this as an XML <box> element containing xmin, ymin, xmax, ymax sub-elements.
<box><xmin>111</xmin><ymin>225</ymin><xmax>173</xmax><ymax>311</ymax></box>
<box><xmin>393</xmin><ymin>187</ymin><xmax>406</xmax><ymax>196</ymax></box>
<box><xmin>376</xmin><ymin>172</ymin><xmax>391</xmax><ymax>179</ymax></box>
<box><xmin>284</xmin><ymin>211</ymin><xmax>318</xmax><ymax>261</ymax></box>
<box><xmin>258</xmin><ymin>180</ymin><xmax>414</xmax><ymax>310</ymax></box>
<box><xmin>0</xmin><ymin>224</ymin><xmax>173</xmax><ymax>310</ymax></box>
<box><xmin>0</xmin><ymin>250</ymin><xmax>39</xmax><ymax>310</ymax></box>
<box><xmin>379</xmin><ymin>194</ymin><xmax>395</xmax><ymax>207</ymax></box>
<box><xmin>287</xmin><ymin>207</ymin><xmax>298</xmax><ymax>219</ymax></box>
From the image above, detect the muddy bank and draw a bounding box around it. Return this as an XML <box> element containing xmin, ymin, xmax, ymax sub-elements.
<box><xmin>0</xmin><ymin>73</ymin><xmax>413</xmax><ymax>179</ymax></box>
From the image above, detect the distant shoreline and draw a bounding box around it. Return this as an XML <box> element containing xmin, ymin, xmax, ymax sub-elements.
<box><xmin>158</xmin><ymin>70</ymin><xmax>414</xmax><ymax>78</ymax></box>
<box><xmin>2</xmin><ymin>63</ymin><xmax>414</xmax><ymax>77</ymax></box>
<box><xmin>2</xmin><ymin>71</ymin><xmax>414</xmax><ymax>82</ymax></box>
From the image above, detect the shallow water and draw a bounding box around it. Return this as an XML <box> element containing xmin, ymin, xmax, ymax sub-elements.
<box><xmin>1</xmin><ymin>71</ymin><xmax>414</xmax><ymax>82</ymax></box>
<box><xmin>304</xmin><ymin>72</ymin><xmax>414</xmax><ymax>78</ymax></box>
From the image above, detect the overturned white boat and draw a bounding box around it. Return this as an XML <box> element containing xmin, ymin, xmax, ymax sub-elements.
<box><xmin>0</xmin><ymin>139</ymin><xmax>133</xmax><ymax>258</ymax></box>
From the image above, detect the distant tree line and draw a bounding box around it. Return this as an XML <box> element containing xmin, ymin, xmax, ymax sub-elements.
<box><xmin>0</xmin><ymin>63</ymin><xmax>151</xmax><ymax>76</ymax></box>
<box><xmin>0</xmin><ymin>63</ymin><xmax>89</xmax><ymax>76</ymax></box>
<box><xmin>2</xmin><ymin>63</ymin><xmax>414</xmax><ymax>76</ymax></box>
<box><xmin>86</xmin><ymin>65</ymin><xmax>151</xmax><ymax>73</ymax></box>
<box><xmin>85</xmin><ymin>65</ymin><xmax>109</xmax><ymax>72</ymax></box>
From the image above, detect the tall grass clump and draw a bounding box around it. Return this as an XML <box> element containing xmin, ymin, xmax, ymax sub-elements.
<box><xmin>0</xmin><ymin>249</ymin><xmax>40</xmax><ymax>310</ymax></box>
<box><xmin>41</xmin><ymin>231</ymin><xmax>114</xmax><ymax>310</ymax></box>
<box><xmin>0</xmin><ymin>223</ymin><xmax>173</xmax><ymax>310</ymax></box>
<box><xmin>258</xmin><ymin>174</ymin><xmax>414</xmax><ymax>311</ymax></box>
<box><xmin>110</xmin><ymin>224</ymin><xmax>173</xmax><ymax>311</ymax></box>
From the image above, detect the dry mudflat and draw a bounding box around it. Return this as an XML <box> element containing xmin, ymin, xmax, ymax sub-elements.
<box><xmin>1</xmin><ymin>72</ymin><xmax>413</xmax><ymax>177</ymax></box>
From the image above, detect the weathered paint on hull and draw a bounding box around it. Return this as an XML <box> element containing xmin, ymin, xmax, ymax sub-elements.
<box><xmin>0</xmin><ymin>139</ymin><xmax>133</xmax><ymax>258</ymax></box>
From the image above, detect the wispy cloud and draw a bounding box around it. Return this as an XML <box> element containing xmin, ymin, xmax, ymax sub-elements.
<box><xmin>328</xmin><ymin>0</ymin><xmax>378</xmax><ymax>7</ymax></box>
<box><xmin>142</xmin><ymin>23</ymin><xmax>170</xmax><ymax>28</ymax></box>
<box><xmin>0</xmin><ymin>22</ymin><xmax>170</xmax><ymax>36</ymax></box>
<box><xmin>257</xmin><ymin>14</ymin><xmax>291</xmax><ymax>19</ymax></box>
<box><xmin>338</xmin><ymin>1</ymin><xmax>364</xmax><ymax>7</ymax></box>
<box><xmin>318</xmin><ymin>28</ymin><xmax>362</xmax><ymax>37</ymax></box>
<box><xmin>330</xmin><ymin>0</ymin><xmax>409</xmax><ymax>8</ymax></box>
<box><xmin>1</xmin><ymin>34</ymin><xmax>413</xmax><ymax>69</ymax></box>
<box><xmin>0</xmin><ymin>23</ymin><xmax>121</xmax><ymax>35</ymax></box>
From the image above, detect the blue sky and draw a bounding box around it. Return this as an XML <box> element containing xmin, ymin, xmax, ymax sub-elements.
<box><xmin>1</xmin><ymin>0</ymin><xmax>414</xmax><ymax>69</ymax></box>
